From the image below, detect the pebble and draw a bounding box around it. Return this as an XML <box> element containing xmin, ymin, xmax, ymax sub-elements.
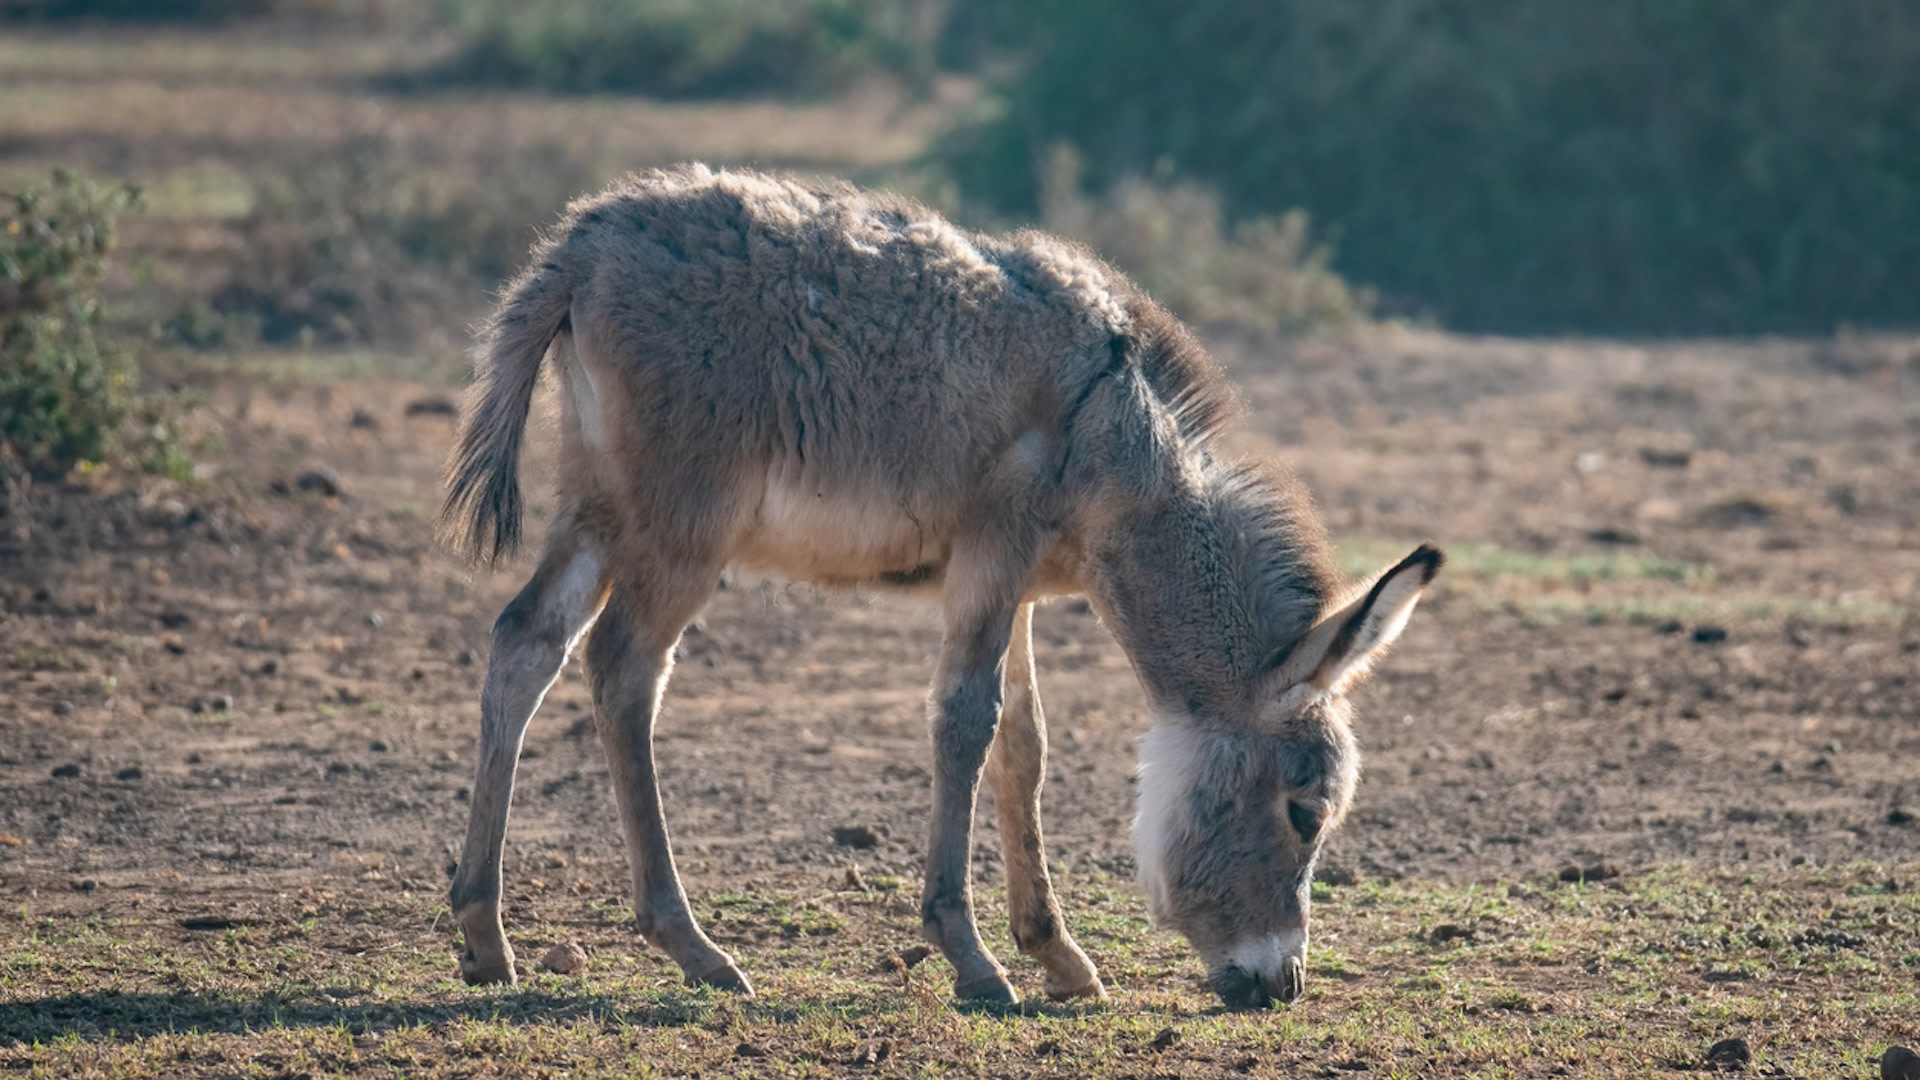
<box><xmin>539</xmin><ymin>942</ymin><xmax>588</xmax><ymax>975</ymax></box>
<box><xmin>1705</xmin><ymin>1037</ymin><xmax>1750</xmax><ymax>1069</ymax></box>
<box><xmin>50</xmin><ymin>763</ymin><xmax>81</xmax><ymax>779</ymax></box>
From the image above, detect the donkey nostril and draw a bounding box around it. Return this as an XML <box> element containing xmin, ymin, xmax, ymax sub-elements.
<box><xmin>1213</xmin><ymin>965</ymin><xmax>1272</xmax><ymax>1010</ymax></box>
<box><xmin>1269</xmin><ymin>956</ymin><xmax>1305</xmax><ymax>1003</ymax></box>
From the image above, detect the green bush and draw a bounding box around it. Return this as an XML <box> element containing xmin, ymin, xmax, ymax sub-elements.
<box><xmin>0</xmin><ymin>0</ymin><xmax>281</xmax><ymax>20</ymax></box>
<box><xmin>953</xmin><ymin>0</ymin><xmax>1920</xmax><ymax>334</ymax></box>
<box><xmin>436</xmin><ymin>0</ymin><xmax>937</xmax><ymax>99</ymax></box>
<box><xmin>0</xmin><ymin>171</ymin><xmax>155</xmax><ymax>479</ymax></box>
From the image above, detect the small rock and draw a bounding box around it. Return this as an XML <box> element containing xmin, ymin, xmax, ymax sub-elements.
<box><xmin>1691</xmin><ymin>625</ymin><xmax>1728</xmax><ymax>645</ymax></box>
<box><xmin>1639</xmin><ymin>447</ymin><xmax>1692</xmax><ymax>469</ymax></box>
<box><xmin>733</xmin><ymin>1041</ymin><xmax>767</xmax><ymax>1059</ymax></box>
<box><xmin>1035</xmin><ymin>1040</ymin><xmax>1061</xmax><ymax>1058</ymax></box>
<box><xmin>1888</xmin><ymin>808</ymin><xmax>1916</xmax><ymax>826</ymax></box>
<box><xmin>848</xmin><ymin>1038</ymin><xmax>894</xmax><ymax>1067</ymax></box>
<box><xmin>897</xmin><ymin>944</ymin><xmax>932</xmax><ymax>969</ymax></box>
<box><xmin>1150</xmin><ymin>1027</ymin><xmax>1180</xmax><ymax>1052</ymax></box>
<box><xmin>833</xmin><ymin>825</ymin><xmax>881</xmax><ymax>849</ymax></box>
<box><xmin>366</xmin><ymin>612</ymin><xmax>384</xmax><ymax>629</ymax></box>
<box><xmin>1428</xmin><ymin>923</ymin><xmax>1475</xmax><ymax>945</ymax></box>
<box><xmin>1654</xmin><ymin>619</ymin><xmax>1685</xmax><ymax>636</ymax></box>
<box><xmin>1882</xmin><ymin>1046</ymin><xmax>1920</xmax><ymax>1080</ymax></box>
<box><xmin>1559</xmin><ymin>862</ymin><xmax>1621</xmax><ymax>884</ymax></box>
<box><xmin>405</xmin><ymin>397</ymin><xmax>459</xmax><ymax>418</ymax></box>
<box><xmin>50</xmin><ymin>763</ymin><xmax>81</xmax><ymax>779</ymax></box>
<box><xmin>73</xmin><ymin>879</ymin><xmax>98</xmax><ymax>893</ymax></box>
<box><xmin>369</xmin><ymin>740</ymin><xmax>389</xmax><ymax>753</ymax></box>
<box><xmin>158</xmin><ymin>610</ymin><xmax>193</xmax><ymax>629</ymax></box>
<box><xmin>259</xmin><ymin>659</ymin><xmax>280</xmax><ymax>676</ymax></box>
<box><xmin>348</xmin><ymin>408</ymin><xmax>379</xmax><ymax>429</ymax></box>
<box><xmin>50</xmin><ymin>700</ymin><xmax>73</xmax><ymax>717</ymax></box>
<box><xmin>538</xmin><ymin>942</ymin><xmax>588</xmax><ymax>975</ymax></box>
<box><xmin>294</xmin><ymin>470</ymin><xmax>343</xmax><ymax>497</ymax></box>
<box><xmin>457</xmin><ymin>649</ymin><xmax>477</xmax><ymax>667</ymax></box>
<box><xmin>1705</xmin><ymin>1037</ymin><xmax>1750</xmax><ymax>1069</ymax></box>
<box><xmin>115</xmin><ymin>766</ymin><xmax>143</xmax><ymax>781</ymax></box>
<box><xmin>843</xmin><ymin>865</ymin><xmax>866</xmax><ymax>890</ymax></box>
<box><xmin>210</xmin><ymin>694</ymin><xmax>234</xmax><ymax>712</ymax></box>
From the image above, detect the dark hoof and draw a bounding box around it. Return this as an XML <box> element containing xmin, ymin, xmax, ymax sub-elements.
<box><xmin>688</xmin><ymin>962</ymin><xmax>755</xmax><ymax>996</ymax></box>
<box><xmin>1045</xmin><ymin>976</ymin><xmax>1109</xmax><ymax>1003</ymax></box>
<box><xmin>460</xmin><ymin>952</ymin><xmax>518</xmax><ymax>987</ymax></box>
<box><xmin>954</xmin><ymin>973</ymin><xmax>1020</xmax><ymax>1007</ymax></box>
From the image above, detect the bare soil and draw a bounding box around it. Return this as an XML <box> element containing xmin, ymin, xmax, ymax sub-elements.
<box><xmin>4</xmin><ymin>330</ymin><xmax>1917</xmax><ymax>939</ymax></box>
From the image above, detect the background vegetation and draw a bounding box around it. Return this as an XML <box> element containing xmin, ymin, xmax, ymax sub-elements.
<box><xmin>953</xmin><ymin>0</ymin><xmax>1920</xmax><ymax>334</ymax></box>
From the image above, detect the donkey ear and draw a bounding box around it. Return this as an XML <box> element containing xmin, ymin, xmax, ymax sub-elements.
<box><xmin>1270</xmin><ymin>543</ymin><xmax>1444</xmax><ymax>694</ymax></box>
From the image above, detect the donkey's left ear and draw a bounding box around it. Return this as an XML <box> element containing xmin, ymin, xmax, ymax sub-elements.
<box><xmin>1271</xmin><ymin>544</ymin><xmax>1444</xmax><ymax>694</ymax></box>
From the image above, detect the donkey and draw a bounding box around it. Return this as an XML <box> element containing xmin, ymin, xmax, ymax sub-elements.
<box><xmin>440</xmin><ymin>164</ymin><xmax>1441</xmax><ymax>1009</ymax></box>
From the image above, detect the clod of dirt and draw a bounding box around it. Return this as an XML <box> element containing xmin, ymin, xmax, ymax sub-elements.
<box><xmin>457</xmin><ymin>649</ymin><xmax>477</xmax><ymax>666</ymax></box>
<box><xmin>1639</xmin><ymin>448</ymin><xmax>1692</xmax><ymax>468</ymax></box>
<box><xmin>1150</xmin><ymin>1027</ymin><xmax>1180</xmax><ymax>1052</ymax></box>
<box><xmin>50</xmin><ymin>700</ymin><xmax>73</xmax><ymax>717</ymax></box>
<box><xmin>1882</xmin><ymin>1046</ymin><xmax>1920</xmax><ymax>1080</ymax></box>
<box><xmin>833</xmin><ymin>824</ymin><xmax>881</xmax><ymax>849</ymax></box>
<box><xmin>848</xmin><ymin>1038</ymin><xmax>894</xmax><ymax>1067</ymax></box>
<box><xmin>538</xmin><ymin>942</ymin><xmax>588</xmax><ymax>975</ymax></box>
<box><xmin>893</xmin><ymin>944</ymin><xmax>932</xmax><ymax>971</ymax></box>
<box><xmin>1888</xmin><ymin>808</ymin><xmax>1915</xmax><ymax>826</ymax></box>
<box><xmin>211</xmin><ymin>694</ymin><xmax>234</xmax><ymax>712</ymax></box>
<box><xmin>179</xmin><ymin>916</ymin><xmax>249</xmax><ymax>931</ymax></box>
<box><xmin>1691</xmin><ymin>625</ymin><xmax>1728</xmax><ymax>645</ymax></box>
<box><xmin>404</xmin><ymin>397</ymin><xmax>459</xmax><ymax>418</ymax></box>
<box><xmin>1704</xmin><ymin>1036</ymin><xmax>1750</xmax><ymax>1069</ymax></box>
<box><xmin>115</xmin><ymin>766</ymin><xmax>143</xmax><ymax>781</ymax></box>
<box><xmin>1428</xmin><ymin>923</ymin><xmax>1475</xmax><ymax>945</ymax></box>
<box><xmin>842</xmin><ymin>865</ymin><xmax>865</xmax><ymax>890</ymax></box>
<box><xmin>158</xmin><ymin>610</ymin><xmax>193</xmax><ymax>629</ymax></box>
<box><xmin>348</xmin><ymin>408</ymin><xmax>379</xmax><ymax>429</ymax></box>
<box><xmin>1586</xmin><ymin>526</ymin><xmax>1641</xmax><ymax>545</ymax></box>
<box><xmin>1654</xmin><ymin>619</ymin><xmax>1686</xmax><ymax>636</ymax></box>
<box><xmin>1558</xmin><ymin>862</ymin><xmax>1621</xmax><ymax>884</ymax></box>
<box><xmin>369</xmin><ymin>740</ymin><xmax>389</xmax><ymax>753</ymax></box>
<box><xmin>50</xmin><ymin>763</ymin><xmax>81</xmax><ymax>779</ymax></box>
<box><xmin>1034</xmin><ymin>1040</ymin><xmax>1062</xmax><ymax>1058</ymax></box>
<box><xmin>733</xmin><ymin>1041</ymin><xmax>767</xmax><ymax>1059</ymax></box>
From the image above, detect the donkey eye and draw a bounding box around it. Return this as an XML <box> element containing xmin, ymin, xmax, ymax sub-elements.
<box><xmin>1286</xmin><ymin>800</ymin><xmax>1324</xmax><ymax>843</ymax></box>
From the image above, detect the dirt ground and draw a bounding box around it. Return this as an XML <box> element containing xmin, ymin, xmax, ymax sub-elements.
<box><xmin>4</xmin><ymin>327</ymin><xmax>1917</xmax><ymax>927</ymax></box>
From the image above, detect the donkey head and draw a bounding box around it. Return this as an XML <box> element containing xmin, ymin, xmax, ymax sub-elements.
<box><xmin>1134</xmin><ymin>544</ymin><xmax>1442</xmax><ymax>1009</ymax></box>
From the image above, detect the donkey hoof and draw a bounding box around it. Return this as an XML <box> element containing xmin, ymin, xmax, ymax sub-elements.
<box><xmin>460</xmin><ymin>953</ymin><xmax>518</xmax><ymax>987</ymax></box>
<box><xmin>688</xmin><ymin>961</ymin><xmax>755</xmax><ymax>996</ymax></box>
<box><xmin>1044</xmin><ymin>975</ymin><xmax>1109</xmax><ymax>1003</ymax></box>
<box><xmin>954</xmin><ymin>973</ymin><xmax>1020</xmax><ymax>1006</ymax></box>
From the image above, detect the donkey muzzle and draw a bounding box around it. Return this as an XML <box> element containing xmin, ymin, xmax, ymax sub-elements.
<box><xmin>1213</xmin><ymin>954</ymin><xmax>1305</xmax><ymax>1009</ymax></box>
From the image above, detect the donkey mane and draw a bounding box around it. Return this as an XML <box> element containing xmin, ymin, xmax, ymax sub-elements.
<box><xmin>1122</xmin><ymin>294</ymin><xmax>1240</xmax><ymax>445</ymax></box>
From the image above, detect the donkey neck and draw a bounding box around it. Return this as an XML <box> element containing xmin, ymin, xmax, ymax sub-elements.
<box><xmin>1085</xmin><ymin>454</ymin><xmax>1339</xmax><ymax>727</ymax></box>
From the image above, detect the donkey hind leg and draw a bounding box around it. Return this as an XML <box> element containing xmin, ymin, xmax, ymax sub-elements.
<box><xmin>985</xmin><ymin>604</ymin><xmax>1106</xmax><ymax>1001</ymax></box>
<box><xmin>450</xmin><ymin>534</ymin><xmax>610</xmax><ymax>986</ymax></box>
<box><xmin>585</xmin><ymin>568</ymin><xmax>749</xmax><ymax>993</ymax></box>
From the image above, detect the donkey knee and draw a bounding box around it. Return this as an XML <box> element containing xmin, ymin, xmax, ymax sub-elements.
<box><xmin>932</xmin><ymin>676</ymin><xmax>1003</xmax><ymax>767</ymax></box>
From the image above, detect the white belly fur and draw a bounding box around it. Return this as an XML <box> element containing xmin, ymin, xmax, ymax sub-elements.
<box><xmin>731</xmin><ymin>476</ymin><xmax>944</xmax><ymax>583</ymax></box>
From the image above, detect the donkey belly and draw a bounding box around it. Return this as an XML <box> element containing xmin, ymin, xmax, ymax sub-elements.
<box><xmin>728</xmin><ymin>475</ymin><xmax>952</xmax><ymax>590</ymax></box>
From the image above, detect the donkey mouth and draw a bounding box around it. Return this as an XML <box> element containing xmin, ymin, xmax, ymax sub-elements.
<box><xmin>1213</xmin><ymin>955</ymin><xmax>1305</xmax><ymax>1009</ymax></box>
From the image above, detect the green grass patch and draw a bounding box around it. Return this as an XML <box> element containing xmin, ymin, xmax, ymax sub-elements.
<box><xmin>3</xmin><ymin>864</ymin><xmax>1914</xmax><ymax>1075</ymax></box>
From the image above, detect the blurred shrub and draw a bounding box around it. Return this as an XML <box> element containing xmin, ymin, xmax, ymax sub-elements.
<box><xmin>435</xmin><ymin>0</ymin><xmax>940</xmax><ymax>99</ymax></box>
<box><xmin>177</xmin><ymin>137</ymin><xmax>595</xmax><ymax>348</ymax></box>
<box><xmin>0</xmin><ymin>0</ymin><xmax>312</xmax><ymax>20</ymax></box>
<box><xmin>1</xmin><ymin>172</ymin><xmax>181</xmax><ymax>480</ymax></box>
<box><xmin>953</xmin><ymin>0</ymin><xmax>1920</xmax><ymax>334</ymax></box>
<box><xmin>1039</xmin><ymin>150</ymin><xmax>1367</xmax><ymax>336</ymax></box>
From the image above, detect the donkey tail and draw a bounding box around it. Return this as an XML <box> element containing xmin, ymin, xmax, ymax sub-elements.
<box><xmin>438</xmin><ymin>247</ymin><xmax>576</xmax><ymax>565</ymax></box>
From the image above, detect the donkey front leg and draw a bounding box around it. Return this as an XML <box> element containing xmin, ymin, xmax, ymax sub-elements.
<box><xmin>986</xmin><ymin>604</ymin><xmax>1106</xmax><ymax>1001</ymax></box>
<box><xmin>450</xmin><ymin>534</ymin><xmax>609</xmax><ymax>986</ymax></box>
<box><xmin>585</xmin><ymin>571</ymin><xmax>749</xmax><ymax>993</ymax></box>
<box><xmin>921</xmin><ymin>514</ymin><xmax>1050</xmax><ymax>1006</ymax></box>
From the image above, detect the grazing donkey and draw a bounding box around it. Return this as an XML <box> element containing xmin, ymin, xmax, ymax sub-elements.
<box><xmin>441</xmin><ymin>165</ymin><xmax>1441</xmax><ymax>1009</ymax></box>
